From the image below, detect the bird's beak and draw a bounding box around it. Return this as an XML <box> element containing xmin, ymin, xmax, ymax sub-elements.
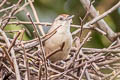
<box><xmin>67</xmin><ymin>15</ymin><xmax>74</xmax><ymax>20</ymax></box>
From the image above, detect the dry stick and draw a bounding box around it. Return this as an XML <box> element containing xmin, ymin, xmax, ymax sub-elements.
<box><xmin>102</xmin><ymin>67</ymin><xmax>120</xmax><ymax>80</ymax></box>
<box><xmin>19</xmin><ymin>29</ymin><xmax>25</xmax><ymax>44</ymax></box>
<box><xmin>48</xmin><ymin>72</ymin><xmax>75</xmax><ymax>80</ymax></box>
<box><xmin>21</xmin><ymin>43</ymin><xmax>30</xmax><ymax>80</ymax></box>
<box><xmin>7</xmin><ymin>21</ymin><xmax>107</xmax><ymax>37</ymax></box>
<box><xmin>27</xmin><ymin>53</ymin><xmax>41</xmax><ymax>61</ymax></box>
<box><xmin>8</xmin><ymin>31</ymin><xmax>21</xmax><ymax>53</ymax></box>
<box><xmin>79</xmin><ymin>11</ymin><xmax>89</xmax><ymax>38</ymax></box>
<box><xmin>74</xmin><ymin>37</ymin><xmax>100</xmax><ymax>73</ymax></box>
<box><xmin>6</xmin><ymin>21</ymin><xmax>85</xmax><ymax>29</ymax></box>
<box><xmin>110</xmin><ymin>41</ymin><xmax>120</xmax><ymax>49</ymax></box>
<box><xmin>110</xmin><ymin>70</ymin><xmax>120</xmax><ymax>80</ymax></box>
<box><xmin>17</xmin><ymin>28</ymin><xmax>56</xmax><ymax>45</ymax></box>
<box><xmin>48</xmin><ymin>64</ymin><xmax>78</xmax><ymax>80</ymax></box>
<box><xmin>68</xmin><ymin>31</ymin><xmax>92</xmax><ymax>68</ymax></box>
<box><xmin>19</xmin><ymin>63</ymin><xmax>39</xmax><ymax>73</ymax></box>
<box><xmin>7</xmin><ymin>21</ymin><xmax>52</xmax><ymax>25</ymax></box>
<box><xmin>79</xmin><ymin>0</ymin><xmax>120</xmax><ymax>41</ymax></box>
<box><xmin>42</xmin><ymin>25</ymin><xmax>61</xmax><ymax>41</ymax></box>
<box><xmin>57</xmin><ymin>56</ymin><xmax>103</xmax><ymax>79</ymax></box>
<box><xmin>0</xmin><ymin>0</ymin><xmax>7</xmax><ymax>8</ymax></box>
<box><xmin>79</xmin><ymin>0</ymin><xmax>93</xmax><ymax>38</ymax></box>
<box><xmin>68</xmin><ymin>56</ymin><xmax>103</xmax><ymax>73</ymax></box>
<box><xmin>79</xmin><ymin>63</ymin><xmax>88</xmax><ymax>80</ymax></box>
<box><xmin>7</xmin><ymin>21</ymin><xmax>104</xmax><ymax>30</ymax></box>
<box><xmin>14</xmin><ymin>25</ymin><xmax>60</xmax><ymax>51</ymax></box>
<box><xmin>19</xmin><ymin>29</ymin><xmax>30</xmax><ymax>80</ymax></box>
<box><xmin>1</xmin><ymin>7</ymin><xmax>17</xmax><ymax>29</ymax></box>
<box><xmin>81</xmin><ymin>49</ymin><xmax>100</xmax><ymax>70</ymax></box>
<box><xmin>49</xmin><ymin>63</ymin><xmax>64</xmax><ymax>72</ymax></box>
<box><xmin>28</xmin><ymin>0</ymin><xmax>45</xmax><ymax>36</ymax></box>
<box><xmin>102</xmin><ymin>72</ymin><xmax>114</xmax><ymax>80</ymax></box>
<box><xmin>38</xmin><ymin>63</ymin><xmax>42</xmax><ymax>80</ymax></box>
<box><xmin>22</xmin><ymin>25</ymin><xmax>59</xmax><ymax>45</ymax></box>
<box><xmin>5</xmin><ymin>30</ymin><xmax>20</xmax><ymax>33</ymax></box>
<box><xmin>82</xmin><ymin>48</ymin><xmax>120</xmax><ymax>53</ymax></box>
<box><xmin>14</xmin><ymin>0</ymin><xmax>34</xmax><ymax>15</ymax></box>
<box><xmin>6</xmin><ymin>21</ymin><xmax>107</xmax><ymax>35</ymax></box>
<box><xmin>72</xmin><ymin>25</ymin><xmax>107</xmax><ymax>36</ymax></box>
<box><xmin>0</xmin><ymin>0</ymin><xmax>22</xmax><ymax>30</ymax></box>
<box><xmin>0</xmin><ymin>29</ymin><xmax>21</xmax><ymax>80</ymax></box>
<box><xmin>97</xmin><ymin>58</ymin><xmax>120</xmax><ymax>66</ymax></box>
<box><xmin>1</xmin><ymin>46</ymin><xmax>14</xmax><ymax>70</ymax></box>
<box><xmin>14</xmin><ymin>40</ymin><xmax>39</xmax><ymax>51</ymax></box>
<box><xmin>84</xmin><ymin>69</ymin><xmax>91</xmax><ymax>80</ymax></box>
<box><xmin>5</xmin><ymin>41</ymin><xmax>120</xmax><ymax>54</ymax></box>
<box><xmin>48</xmin><ymin>67</ymin><xmax>77</xmax><ymax>80</ymax></box>
<box><xmin>1</xmin><ymin>62</ymin><xmax>15</xmax><ymax>75</ymax></box>
<box><xmin>27</xmin><ymin>13</ymin><xmax>48</xmax><ymax>80</ymax></box>
<box><xmin>0</xmin><ymin>4</ymin><xmax>16</xmax><ymax>13</ymax></box>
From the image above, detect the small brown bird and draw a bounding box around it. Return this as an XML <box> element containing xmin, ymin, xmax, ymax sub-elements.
<box><xmin>45</xmin><ymin>14</ymin><xmax>74</xmax><ymax>62</ymax></box>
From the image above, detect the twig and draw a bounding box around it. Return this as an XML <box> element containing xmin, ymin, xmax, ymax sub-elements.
<box><xmin>5</xmin><ymin>30</ymin><xmax>20</xmax><ymax>33</ymax></box>
<box><xmin>14</xmin><ymin>0</ymin><xmax>34</xmax><ymax>15</ymax></box>
<box><xmin>1</xmin><ymin>46</ymin><xmax>14</xmax><ymax>71</ymax></box>
<box><xmin>6</xmin><ymin>21</ymin><xmax>107</xmax><ymax>35</ymax></box>
<box><xmin>21</xmin><ymin>43</ymin><xmax>30</xmax><ymax>80</ymax></box>
<box><xmin>110</xmin><ymin>70</ymin><xmax>120</xmax><ymax>80</ymax></box>
<box><xmin>0</xmin><ymin>0</ymin><xmax>22</xmax><ymax>30</ymax></box>
<box><xmin>0</xmin><ymin>29</ymin><xmax>21</xmax><ymax>80</ymax></box>
<box><xmin>56</xmin><ymin>56</ymin><xmax>104</xmax><ymax>79</ymax></box>
<box><xmin>7</xmin><ymin>21</ymin><xmax>52</xmax><ymax>26</ymax></box>
<box><xmin>79</xmin><ymin>0</ymin><xmax>92</xmax><ymax>38</ymax></box>
<box><xmin>38</xmin><ymin>63</ymin><xmax>42</xmax><ymax>80</ymax></box>
<box><xmin>68</xmin><ymin>56</ymin><xmax>104</xmax><ymax>73</ymax></box>
<box><xmin>79</xmin><ymin>63</ymin><xmax>88</xmax><ymax>80</ymax></box>
<box><xmin>8</xmin><ymin>31</ymin><xmax>21</xmax><ymax>53</ymax></box>
<box><xmin>79</xmin><ymin>0</ymin><xmax>120</xmax><ymax>41</ymax></box>
<box><xmin>68</xmin><ymin>31</ymin><xmax>92</xmax><ymax>68</ymax></box>
<box><xmin>85</xmin><ymin>69</ymin><xmax>91</xmax><ymax>80</ymax></box>
<box><xmin>0</xmin><ymin>4</ymin><xmax>16</xmax><ymax>13</ymax></box>
<box><xmin>82</xmin><ymin>48</ymin><xmax>120</xmax><ymax>53</ymax></box>
<box><xmin>97</xmin><ymin>58</ymin><xmax>120</xmax><ymax>66</ymax></box>
<box><xmin>2</xmin><ymin>62</ymin><xmax>15</xmax><ymax>75</ymax></box>
<box><xmin>0</xmin><ymin>0</ymin><xmax>7</xmax><ymax>8</ymax></box>
<box><xmin>27</xmin><ymin>13</ymin><xmax>48</xmax><ymax>80</ymax></box>
<box><xmin>28</xmin><ymin>0</ymin><xmax>45</xmax><ymax>36</ymax></box>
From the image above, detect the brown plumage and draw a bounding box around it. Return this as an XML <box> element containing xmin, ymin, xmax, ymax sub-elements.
<box><xmin>44</xmin><ymin>14</ymin><xmax>74</xmax><ymax>62</ymax></box>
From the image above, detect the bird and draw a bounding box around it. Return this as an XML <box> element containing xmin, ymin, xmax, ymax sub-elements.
<box><xmin>44</xmin><ymin>14</ymin><xmax>74</xmax><ymax>62</ymax></box>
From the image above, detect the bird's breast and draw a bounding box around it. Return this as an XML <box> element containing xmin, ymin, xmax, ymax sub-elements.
<box><xmin>45</xmin><ymin>32</ymin><xmax>72</xmax><ymax>62</ymax></box>
<box><xmin>46</xmin><ymin>32</ymin><xmax>72</xmax><ymax>49</ymax></box>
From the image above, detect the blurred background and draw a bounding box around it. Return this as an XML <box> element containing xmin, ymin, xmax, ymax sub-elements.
<box><xmin>0</xmin><ymin>0</ymin><xmax>120</xmax><ymax>48</ymax></box>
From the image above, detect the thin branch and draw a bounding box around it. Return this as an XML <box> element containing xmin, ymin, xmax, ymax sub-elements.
<box><xmin>82</xmin><ymin>48</ymin><xmax>120</xmax><ymax>53</ymax></box>
<box><xmin>110</xmin><ymin>70</ymin><xmax>120</xmax><ymax>80</ymax></box>
<box><xmin>68</xmin><ymin>31</ymin><xmax>92</xmax><ymax>68</ymax></box>
<box><xmin>27</xmin><ymin>12</ymin><xmax>48</xmax><ymax>80</ymax></box>
<box><xmin>79</xmin><ymin>0</ymin><xmax>119</xmax><ymax>41</ymax></box>
<box><xmin>0</xmin><ymin>29</ymin><xmax>21</xmax><ymax>80</ymax></box>
<box><xmin>21</xmin><ymin>43</ymin><xmax>30</xmax><ymax>80</ymax></box>
<box><xmin>79</xmin><ymin>63</ymin><xmax>88</xmax><ymax>80</ymax></box>
<box><xmin>28</xmin><ymin>0</ymin><xmax>45</xmax><ymax>36</ymax></box>
<box><xmin>0</xmin><ymin>4</ymin><xmax>16</xmax><ymax>13</ymax></box>
<box><xmin>1</xmin><ymin>46</ymin><xmax>14</xmax><ymax>70</ymax></box>
<box><xmin>8</xmin><ymin>31</ymin><xmax>21</xmax><ymax>53</ymax></box>
<box><xmin>0</xmin><ymin>0</ymin><xmax>7</xmax><ymax>8</ymax></box>
<box><xmin>0</xmin><ymin>0</ymin><xmax>22</xmax><ymax>30</ymax></box>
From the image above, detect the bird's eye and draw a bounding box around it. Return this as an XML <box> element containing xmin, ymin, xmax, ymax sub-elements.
<box><xmin>59</xmin><ymin>17</ymin><xmax>63</xmax><ymax>20</ymax></box>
